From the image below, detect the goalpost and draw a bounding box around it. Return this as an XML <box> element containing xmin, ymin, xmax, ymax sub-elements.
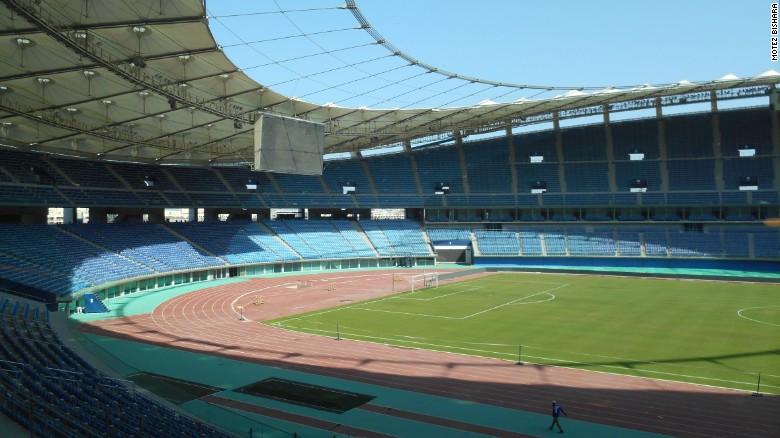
<box><xmin>409</xmin><ymin>272</ymin><xmax>439</xmax><ymax>293</ymax></box>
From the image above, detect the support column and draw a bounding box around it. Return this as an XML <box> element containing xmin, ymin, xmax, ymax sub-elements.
<box><xmin>554</xmin><ymin>113</ymin><xmax>566</xmax><ymax>193</ymax></box>
<box><xmin>89</xmin><ymin>208</ymin><xmax>108</xmax><ymax>224</ymax></box>
<box><xmin>604</xmin><ymin>105</ymin><xmax>617</xmax><ymax>193</ymax></box>
<box><xmin>203</xmin><ymin>208</ymin><xmax>219</xmax><ymax>222</ymax></box>
<box><xmin>62</xmin><ymin>207</ymin><xmax>77</xmax><ymax>224</ymax></box>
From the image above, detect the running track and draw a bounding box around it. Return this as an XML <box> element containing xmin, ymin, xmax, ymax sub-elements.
<box><xmin>78</xmin><ymin>271</ymin><xmax>780</xmax><ymax>438</ymax></box>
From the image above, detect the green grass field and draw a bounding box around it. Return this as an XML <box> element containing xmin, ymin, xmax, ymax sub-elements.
<box><xmin>267</xmin><ymin>273</ymin><xmax>780</xmax><ymax>394</ymax></box>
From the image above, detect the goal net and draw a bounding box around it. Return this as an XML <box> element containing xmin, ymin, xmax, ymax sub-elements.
<box><xmin>409</xmin><ymin>272</ymin><xmax>439</xmax><ymax>293</ymax></box>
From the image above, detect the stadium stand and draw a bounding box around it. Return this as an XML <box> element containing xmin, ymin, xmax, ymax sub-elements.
<box><xmin>0</xmin><ymin>296</ymin><xmax>232</xmax><ymax>437</ymax></box>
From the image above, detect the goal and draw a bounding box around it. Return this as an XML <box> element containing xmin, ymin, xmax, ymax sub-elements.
<box><xmin>409</xmin><ymin>272</ymin><xmax>439</xmax><ymax>293</ymax></box>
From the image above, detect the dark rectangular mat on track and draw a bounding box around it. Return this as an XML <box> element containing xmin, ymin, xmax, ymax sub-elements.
<box><xmin>128</xmin><ymin>372</ymin><xmax>223</xmax><ymax>405</ymax></box>
<box><xmin>236</xmin><ymin>377</ymin><xmax>374</xmax><ymax>413</ymax></box>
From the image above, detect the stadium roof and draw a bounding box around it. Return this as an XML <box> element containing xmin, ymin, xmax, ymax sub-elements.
<box><xmin>1</xmin><ymin>0</ymin><xmax>779</xmax><ymax>167</ymax></box>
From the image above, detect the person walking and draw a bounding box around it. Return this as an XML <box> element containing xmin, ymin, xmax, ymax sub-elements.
<box><xmin>549</xmin><ymin>400</ymin><xmax>567</xmax><ymax>433</ymax></box>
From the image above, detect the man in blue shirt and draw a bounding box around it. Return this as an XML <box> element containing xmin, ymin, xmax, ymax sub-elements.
<box><xmin>549</xmin><ymin>400</ymin><xmax>568</xmax><ymax>433</ymax></box>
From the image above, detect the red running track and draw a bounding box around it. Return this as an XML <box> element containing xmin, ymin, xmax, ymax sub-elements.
<box><xmin>79</xmin><ymin>271</ymin><xmax>780</xmax><ymax>438</ymax></box>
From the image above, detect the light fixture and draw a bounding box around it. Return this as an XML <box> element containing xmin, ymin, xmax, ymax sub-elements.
<box><xmin>82</xmin><ymin>70</ymin><xmax>96</xmax><ymax>77</ymax></box>
<box><xmin>36</xmin><ymin>77</ymin><xmax>51</xmax><ymax>84</ymax></box>
<box><xmin>529</xmin><ymin>153</ymin><xmax>543</xmax><ymax>163</ymax></box>
<box><xmin>131</xmin><ymin>55</ymin><xmax>146</xmax><ymax>68</ymax></box>
<box><xmin>246</xmin><ymin>178</ymin><xmax>258</xmax><ymax>191</ymax></box>
<box><xmin>738</xmin><ymin>145</ymin><xmax>756</xmax><ymax>157</ymax></box>
<box><xmin>629</xmin><ymin>150</ymin><xmax>644</xmax><ymax>161</ymax></box>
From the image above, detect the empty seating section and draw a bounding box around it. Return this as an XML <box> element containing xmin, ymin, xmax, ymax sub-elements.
<box><xmin>644</xmin><ymin>231</ymin><xmax>669</xmax><ymax>256</ymax></box>
<box><xmin>718</xmin><ymin>109</ymin><xmax>771</xmax><ymax>156</ymax></box>
<box><xmin>167</xmin><ymin>221</ymin><xmax>279</xmax><ymax>264</ymax></box>
<box><xmin>108</xmin><ymin>162</ymin><xmax>175</xmax><ymax>191</ymax></box>
<box><xmin>563</xmin><ymin>162</ymin><xmax>610</xmax><ymax>192</ymax></box>
<box><xmin>0</xmin><ymin>224</ymin><xmax>146</xmax><ymax>295</ymax></box>
<box><xmin>273</xmin><ymin>173</ymin><xmax>326</xmax><ymax>194</ymax></box>
<box><xmin>543</xmin><ymin>230</ymin><xmax>567</xmax><ymax>255</ymax></box>
<box><xmin>320</xmin><ymin>160</ymin><xmax>369</xmax><ymax>194</ymax></box>
<box><xmin>615</xmin><ymin>160</ymin><xmax>663</xmax><ymax>192</ymax></box>
<box><xmin>567</xmin><ymin>231</ymin><xmax>616</xmax><ymax>256</ymax></box>
<box><xmin>263</xmin><ymin>220</ymin><xmax>320</xmax><ymax>259</ymax></box>
<box><xmin>330</xmin><ymin>220</ymin><xmax>376</xmax><ymax>257</ymax></box>
<box><xmin>475</xmin><ymin>231</ymin><xmax>519</xmax><ymax>255</ymax></box>
<box><xmin>166</xmin><ymin>167</ymin><xmax>227</xmax><ymax>192</ymax></box>
<box><xmin>216</xmin><ymin>167</ymin><xmax>273</xmax><ymax>192</ymax></box>
<box><xmin>50</xmin><ymin>158</ymin><xmax>124</xmax><ymax>189</ymax></box>
<box><xmin>616</xmin><ymin>231</ymin><xmax>643</xmax><ymax>256</ymax></box>
<box><xmin>722</xmin><ymin>228</ymin><xmax>751</xmax><ymax>257</ymax></box>
<box><xmin>664</xmin><ymin>115</ymin><xmax>713</xmax><ymax>159</ymax></box>
<box><xmin>611</xmin><ymin>119</ymin><xmax>659</xmax><ymax>159</ymax></box>
<box><xmin>518</xmin><ymin>231</ymin><xmax>543</xmax><ymax>255</ymax></box>
<box><xmin>514</xmin><ymin>130</ymin><xmax>558</xmax><ymax>162</ymax></box>
<box><xmin>415</xmin><ymin>147</ymin><xmax>465</xmax><ymax>195</ymax></box>
<box><xmin>668</xmin><ymin>231</ymin><xmax>723</xmax><ymax>257</ymax></box>
<box><xmin>753</xmin><ymin>229</ymin><xmax>780</xmax><ymax>258</ymax></box>
<box><xmin>0</xmin><ymin>151</ymin><xmax>68</xmax><ymax>185</ymax></box>
<box><xmin>560</xmin><ymin>125</ymin><xmax>607</xmax><ymax>161</ymax></box>
<box><xmin>0</xmin><ymin>109</ymin><xmax>776</xmax><ymax>213</ymax></box>
<box><xmin>723</xmin><ymin>157</ymin><xmax>775</xmax><ymax>191</ymax></box>
<box><xmin>0</xmin><ymin>185</ymin><xmax>66</xmax><ymax>205</ymax></box>
<box><xmin>462</xmin><ymin>139</ymin><xmax>513</xmax><ymax>193</ymax></box>
<box><xmin>268</xmin><ymin>220</ymin><xmax>358</xmax><ymax>259</ymax></box>
<box><xmin>358</xmin><ymin>220</ymin><xmax>430</xmax><ymax>256</ymax></box>
<box><xmin>517</xmin><ymin>162</ymin><xmax>561</xmax><ymax>193</ymax></box>
<box><xmin>365</xmin><ymin>155</ymin><xmax>418</xmax><ymax>194</ymax></box>
<box><xmin>427</xmin><ymin>228</ymin><xmax>471</xmax><ymax>244</ymax></box>
<box><xmin>63</xmin><ymin>223</ymin><xmax>224</xmax><ymax>272</ymax></box>
<box><xmin>0</xmin><ymin>299</ymin><xmax>232</xmax><ymax>438</ymax></box>
<box><xmin>667</xmin><ymin>159</ymin><xmax>717</xmax><ymax>191</ymax></box>
<box><xmin>241</xmin><ymin>222</ymin><xmax>301</xmax><ymax>261</ymax></box>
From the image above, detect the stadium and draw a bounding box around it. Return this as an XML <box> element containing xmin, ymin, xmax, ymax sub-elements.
<box><xmin>0</xmin><ymin>0</ymin><xmax>779</xmax><ymax>437</ymax></box>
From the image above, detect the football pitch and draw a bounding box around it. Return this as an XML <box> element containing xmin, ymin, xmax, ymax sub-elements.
<box><xmin>267</xmin><ymin>272</ymin><xmax>780</xmax><ymax>394</ymax></box>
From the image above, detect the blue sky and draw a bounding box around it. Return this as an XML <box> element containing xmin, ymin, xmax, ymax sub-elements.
<box><xmin>207</xmin><ymin>1</ymin><xmax>774</xmax><ymax>109</ymax></box>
